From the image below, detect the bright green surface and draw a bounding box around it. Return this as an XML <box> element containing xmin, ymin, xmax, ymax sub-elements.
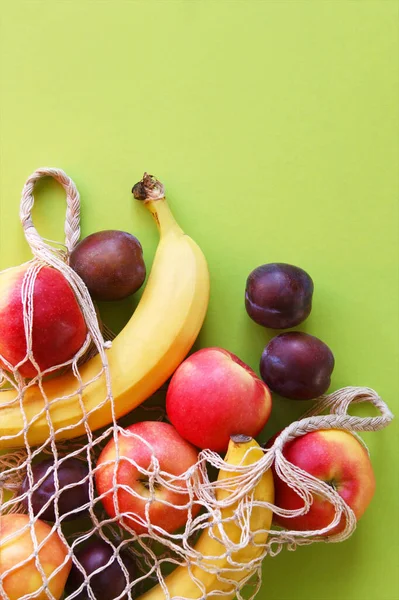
<box><xmin>0</xmin><ymin>1</ymin><xmax>398</xmax><ymax>598</ymax></box>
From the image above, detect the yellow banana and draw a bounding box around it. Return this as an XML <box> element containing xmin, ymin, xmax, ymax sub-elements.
<box><xmin>139</xmin><ymin>435</ymin><xmax>274</xmax><ymax>600</ymax></box>
<box><xmin>0</xmin><ymin>175</ymin><xmax>210</xmax><ymax>449</ymax></box>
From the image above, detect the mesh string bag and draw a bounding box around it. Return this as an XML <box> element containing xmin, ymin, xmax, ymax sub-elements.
<box><xmin>0</xmin><ymin>168</ymin><xmax>394</xmax><ymax>600</ymax></box>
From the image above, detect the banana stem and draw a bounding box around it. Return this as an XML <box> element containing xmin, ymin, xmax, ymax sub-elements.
<box><xmin>132</xmin><ymin>173</ymin><xmax>165</xmax><ymax>202</ymax></box>
<box><xmin>132</xmin><ymin>173</ymin><xmax>183</xmax><ymax>237</ymax></box>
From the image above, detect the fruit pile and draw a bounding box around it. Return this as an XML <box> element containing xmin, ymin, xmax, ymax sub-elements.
<box><xmin>0</xmin><ymin>168</ymin><xmax>393</xmax><ymax>600</ymax></box>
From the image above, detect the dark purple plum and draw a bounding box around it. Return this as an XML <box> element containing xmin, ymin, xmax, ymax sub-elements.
<box><xmin>20</xmin><ymin>457</ymin><xmax>90</xmax><ymax>522</ymax></box>
<box><xmin>65</xmin><ymin>538</ymin><xmax>137</xmax><ymax>600</ymax></box>
<box><xmin>260</xmin><ymin>332</ymin><xmax>334</xmax><ymax>400</ymax></box>
<box><xmin>245</xmin><ymin>263</ymin><xmax>314</xmax><ymax>329</ymax></box>
<box><xmin>70</xmin><ymin>230</ymin><xmax>146</xmax><ymax>301</ymax></box>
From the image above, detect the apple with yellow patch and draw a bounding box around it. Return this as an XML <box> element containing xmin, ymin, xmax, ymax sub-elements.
<box><xmin>0</xmin><ymin>264</ymin><xmax>87</xmax><ymax>378</ymax></box>
<box><xmin>0</xmin><ymin>513</ymin><xmax>71</xmax><ymax>599</ymax></box>
<box><xmin>268</xmin><ymin>428</ymin><xmax>376</xmax><ymax>534</ymax></box>
<box><xmin>95</xmin><ymin>421</ymin><xmax>201</xmax><ymax>535</ymax></box>
<box><xmin>166</xmin><ymin>347</ymin><xmax>272</xmax><ymax>451</ymax></box>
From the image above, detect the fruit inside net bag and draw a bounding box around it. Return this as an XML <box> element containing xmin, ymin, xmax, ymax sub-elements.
<box><xmin>0</xmin><ymin>168</ymin><xmax>393</xmax><ymax>600</ymax></box>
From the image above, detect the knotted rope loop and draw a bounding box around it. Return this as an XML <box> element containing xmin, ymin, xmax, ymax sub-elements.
<box><xmin>272</xmin><ymin>386</ymin><xmax>394</xmax><ymax>451</ymax></box>
<box><xmin>20</xmin><ymin>167</ymin><xmax>81</xmax><ymax>260</ymax></box>
<box><xmin>17</xmin><ymin>167</ymin><xmax>110</xmax><ymax>358</ymax></box>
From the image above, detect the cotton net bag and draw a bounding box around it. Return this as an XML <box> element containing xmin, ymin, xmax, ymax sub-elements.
<box><xmin>0</xmin><ymin>168</ymin><xmax>394</xmax><ymax>600</ymax></box>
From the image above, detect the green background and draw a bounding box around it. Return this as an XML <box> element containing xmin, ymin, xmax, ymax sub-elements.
<box><xmin>0</xmin><ymin>1</ymin><xmax>398</xmax><ymax>599</ymax></box>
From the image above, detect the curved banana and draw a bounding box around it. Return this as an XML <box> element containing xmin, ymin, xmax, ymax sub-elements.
<box><xmin>139</xmin><ymin>435</ymin><xmax>274</xmax><ymax>600</ymax></box>
<box><xmin>0</xmin><ymin>175</ymin><xmax>210</xmax><ymax>449</ymax></box>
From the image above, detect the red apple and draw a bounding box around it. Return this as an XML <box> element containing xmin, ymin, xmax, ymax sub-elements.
<box><xmin>0</xmin><ymin>264</ymin><xmax>87</xmax><ymax>378</ymax></box>
<box><xmin>0</xmin><ymin>513</ymin><xmax>71</xmax><ymax>600</ymax></box>
<box><xmin>268</xmin><ymin>428</ymin><xmax>376</xmax><ymax>534</ymax></box>
<box><xmin>95</xmin><ymin>421</ymin><xmax>201</xmax><ymax>535</ymax></box>
<box><xmin>166</xmin><ymin>347</ymin><xmax>272</xmax><ymax>452</ymax></box>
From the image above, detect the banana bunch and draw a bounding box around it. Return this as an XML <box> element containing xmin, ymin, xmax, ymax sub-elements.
<box><xmin>0</xmin><ymin>175</ymin><xmax>210</xmax><ymax>449</ymax></box>
<box><xmin>139</xmin><ymin>435</ymin><xmax>274</xmax><ymax>600</ymax></box>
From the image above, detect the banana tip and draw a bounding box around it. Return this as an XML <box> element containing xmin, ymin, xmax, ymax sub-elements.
<box><xmin>230</xmin><ymin>434</ymin><xmax>253</xmax><ymax>444</ymax></box>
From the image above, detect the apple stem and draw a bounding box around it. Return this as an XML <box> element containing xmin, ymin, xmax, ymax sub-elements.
<box><xmin>132</xmin><ymin>173</ymin><xmax>165</xmax><ymax>202</ymax></box>
<box><xmin>138</xmin><ymin>477</ymin><xmax>160</xmax><ymax>491</ymax></box>
<box><xmin>326</xmin><ymin>479</ymin><xmax>338</xmax><ymax>491</ymax></box>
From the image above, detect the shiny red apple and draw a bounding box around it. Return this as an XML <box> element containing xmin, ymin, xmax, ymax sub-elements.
<box><xmin>166</xmin><ymin>347</ymin><xmax>272</xmax><ymax>452</ymax></box>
